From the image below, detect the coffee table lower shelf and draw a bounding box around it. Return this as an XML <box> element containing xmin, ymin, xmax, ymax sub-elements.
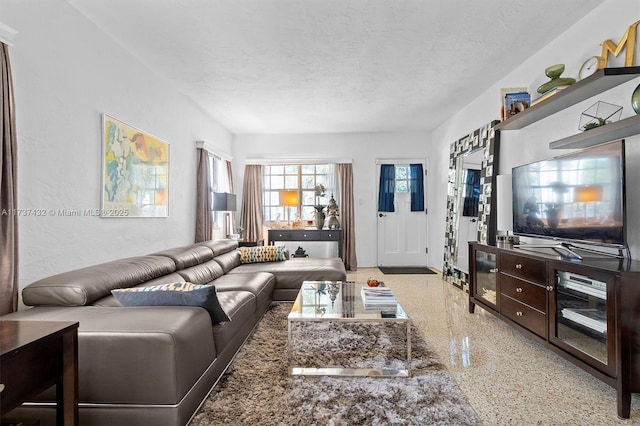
<box><xmin>290</xmin><ymin>366</ymin><xmax>411</xmax><ymax>377</ymax></box>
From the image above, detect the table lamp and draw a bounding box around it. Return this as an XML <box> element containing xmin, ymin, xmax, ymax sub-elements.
<box><xmin>279</xmin><ymin>190</ymin><xmax>299</xmax><ymax>227</ymax></box>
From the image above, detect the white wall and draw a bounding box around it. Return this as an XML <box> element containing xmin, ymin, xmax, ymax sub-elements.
<box><xmin>4</xmin><ymin>0</ymin><xmax>639</xmax><ymax>290</ymax></box>
<box><xmin>3</xmin><ymin>0</ymin><xmax>233</xmax><ymax>290</ymax></box>
<box><xmin>232</xmin><ymin>132</ymin><xmax>431</xmax><ymax>267</ymax></box>
<box><xmin>432</xmin><ymin>0</ymin><xmax>640</xmax><ymax>265</ymax></box>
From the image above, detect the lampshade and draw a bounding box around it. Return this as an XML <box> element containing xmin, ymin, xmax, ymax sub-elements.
<box><xmin>212</xmin><ymin>192</ymin><xmax>237</xmax><ymax>211</ymax></box>
<box><xmin>575</xmin><ymin>186</ymin><xmax>603</xmax><ymax>203</ymax></box>
<box><xmin>279</xmin><ymin>190</ymin><xmax>299</xmax><ymax>207</ymax></box>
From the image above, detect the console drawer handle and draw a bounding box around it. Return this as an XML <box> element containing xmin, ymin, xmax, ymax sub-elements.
<box><xmin>516</xmin><ymin>287</ymin><xmax>523</xmax><ymax>293</ymax></box>
<box><xmin>516</xmin><ymin>311</ymin><xmax>524</xmax><ymax>316</ymax></box>
<box><xmin>515</xmin><ymin>263</ymin><xmax>523</xmax><ymax>269</ymax></box>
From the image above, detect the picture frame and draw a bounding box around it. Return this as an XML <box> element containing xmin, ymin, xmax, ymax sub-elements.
<box><xmin>102</xmin><ymin>114</ymin><xmax>169</xmax><ymax>217</ymax></box>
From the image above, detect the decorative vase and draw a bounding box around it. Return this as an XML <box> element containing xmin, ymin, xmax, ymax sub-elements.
<box><xmin>537</xmin><ymin>64</ymin><xmax>576</xmax><ymax>94</ymax></box>
<box><xmin>315</xmin><ymin>211</ymin><xmax>325</xmax><ymax>230</ymax></box>
<box><xmin>632</xmin><ymin>83</ymin><xmax>640</xmax><ymax>115</ymax></box>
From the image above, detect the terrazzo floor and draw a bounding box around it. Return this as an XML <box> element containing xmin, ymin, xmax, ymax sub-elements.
<box><xmin>346</xmin><ymin>267</ymin><xmax>640</xmax><ymax>425</ymax></box>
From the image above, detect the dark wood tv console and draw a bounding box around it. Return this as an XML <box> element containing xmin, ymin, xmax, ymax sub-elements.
<box><xmin>469</xmin><ymin>242</ymin><xmax>640</xmax><ymax>419</ymax></box>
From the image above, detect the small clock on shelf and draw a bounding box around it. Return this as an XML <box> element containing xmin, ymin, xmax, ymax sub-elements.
<box><xmin>578</xmin><ymin>56</ymin><xmax>605</xmax><ymax>80</ymax></box>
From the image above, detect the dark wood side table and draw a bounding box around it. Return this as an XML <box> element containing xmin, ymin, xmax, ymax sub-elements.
<box><xmin>1</xmin><ymin>321</ymin><xmax>79</xmax><ymax>426</ymax></box>
<box><xmin>237</xmin><ymin>239</ymin><xmax>264</xmax><ymax>247</ymax></box>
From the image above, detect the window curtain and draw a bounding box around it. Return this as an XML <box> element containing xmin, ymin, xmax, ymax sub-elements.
<box><xmin>409</xmin><ymin>163</ymin><xmax>425</xmax><ymax>212</ymax></box>
<box><xmin>378</xmin><ymin>164</ymin><xmax>395</xmax><ymax>212</ymax></box>
<box><xmin>225</xmin><ymin>160</ymin><xmax>236</xmax><ymax>234</ymax></box>
<box><xmin>240</xmin><ymin>165</ymin><xmax>263</xmax><ymax>242</ymax></box>
<box><xmin>462</xmin><ymin>169</ymin><xmax>481</xmax><ymax>217</ymax></box>
<box><xmin>337</xmin><ymin>163</ymin><xmax>357</xmax><ymax>271</ymax></box>
<box><xmin>1</xmin><ymin>43</ymin><xmax>18</xmax><ymax>314</ymax></box>
<box><xmin>195</xmin><ymin>148</ymin><xmax>213</xmax><ymax>242</ymax></box>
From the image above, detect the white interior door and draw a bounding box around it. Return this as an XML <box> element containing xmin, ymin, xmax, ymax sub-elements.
<box><xmin>376</xmin><ymin>160</ymin><xmax>428</xmax><ymax>267</ymax></box>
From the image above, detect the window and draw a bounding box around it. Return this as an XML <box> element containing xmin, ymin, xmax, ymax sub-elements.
<box><xmin>394</xmin><ymin>165</ymin><xmax>410</xmax><ymax>193</ymax></box>
<box><xmin>263</xmin><ymin>164</ymin><xmax>335</xmax><ymax>222</ymax></box>
<box><xmin>208</xmin><ymin>153</ymin><xmax>230</xmax><ymax>226</ymax></box>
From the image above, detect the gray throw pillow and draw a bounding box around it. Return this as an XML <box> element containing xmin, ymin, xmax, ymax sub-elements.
<box><xmin>112</xmin><ymin>282</ymin><xmax>231</xmax><ymax>323</ymax></box>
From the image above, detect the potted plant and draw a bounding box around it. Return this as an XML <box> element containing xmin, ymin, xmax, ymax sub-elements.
<box><xmin>313</xmin><ymin>205</ymin><xmax>326</xmax><ymax>230</ymax></box>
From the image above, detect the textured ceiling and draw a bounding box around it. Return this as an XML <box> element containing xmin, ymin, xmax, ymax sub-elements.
<box><xmin>69</xmin><ymin>0</ymin><xmax>602</xmax><ymax>134</ymax></box>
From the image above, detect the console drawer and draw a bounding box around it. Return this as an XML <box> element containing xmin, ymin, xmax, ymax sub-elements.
<box><xmin>501</xmin><ymin>295</ymin><xmax>546</xmax><ymax>338</ymax></box>
<box><xmin>290</xmin><ymin>230</ymin><xmax>321</xmax><ymax>240</ymax></box>
<box><xmin>500</xmin><ymin>252</ymin><xmax>546</xmax><ymax>283</ymax></box>
<box><xmin>269</xmin><ymin>230</ymin><xmax>292</xmax><ymax>240</ymax></box>
<box><xmin>320</xmin><ymin>231</ymin><xmax>341</xmax><ymax>241</ymax></box>
<box><xmin>501</xmin><ymin>275</ymin><xmax>547</xmax><ymax>312</ymax></box>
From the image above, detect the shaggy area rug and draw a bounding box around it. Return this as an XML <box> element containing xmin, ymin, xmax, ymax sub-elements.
<box><xmin>190</xmin><ymin>303</ymin><xmax>478</xmax><ymax>425</ymax></box>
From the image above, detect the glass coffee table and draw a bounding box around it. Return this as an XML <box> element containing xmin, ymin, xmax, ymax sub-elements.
<box><xmin>288</xmin><ymin>281</ymin><xmax>411</xmax><ymax>377</ymax></box>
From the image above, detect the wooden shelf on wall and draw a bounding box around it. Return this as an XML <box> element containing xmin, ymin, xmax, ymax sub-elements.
<box><xmin>549</xmin><ymin>114</ymin><xmax>640</xmax><ymax>149</ymax></box>
<box><xmin>495</xmin><ymin>67</ymin><xmax>640</xmax><ymax>131</ymax></box>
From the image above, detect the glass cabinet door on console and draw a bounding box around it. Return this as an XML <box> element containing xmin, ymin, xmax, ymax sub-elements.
<box><xmin>471</xmin><ymin>245</ymin><xmax>499</xmax><ymax>311</ymax></box>
<box><xmin>548</xmin><ymin>263</ymin><xmax>616</xmax><ymax>377</ymax></box>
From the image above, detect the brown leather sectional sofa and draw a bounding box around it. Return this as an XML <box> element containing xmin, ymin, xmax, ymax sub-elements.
<box><xmin>2</xmin><ymin>239</ymin><xmax>347</xmax><ymax>426</ymax></box>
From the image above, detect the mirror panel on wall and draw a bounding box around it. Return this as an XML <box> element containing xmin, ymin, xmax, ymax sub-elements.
<box><xmin>443</xmin><ymin>120</ymin><xmax>500</xmax><ymax>290</ymax></box>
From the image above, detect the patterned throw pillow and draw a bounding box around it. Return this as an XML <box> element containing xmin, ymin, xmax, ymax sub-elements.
<box><xmin>239</xmin><ymin>246</ymin><xmax>286</xmax><ymax>263</ymax></box>
<box><xmin>111</xmin><ymin>282</ymin><xmax>231</xmax><ymax>323</ymax></box>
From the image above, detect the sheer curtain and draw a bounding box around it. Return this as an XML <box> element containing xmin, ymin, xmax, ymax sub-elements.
<box><xmin>195</xmin><ymin>148</ymin><xmax>213</xmax><ymax>242</ymax></box>
<box><xmin>240</xmin><ymin>165</ymin><xmax>263</xmax><ymax>242</ymax></box>
<box><xmin>1</xmin><ymin>42</ymin><xmax>18</xmax><ymax>314</ymax></box>
<box><xmin>337</xmin><ymin>163</ymin><xmax>357</xmax><ymax>270</ymax></box>
<box><xmin>378</xmin><ymin>164</ymin><xmax>395</xmax><ymax>212</ymax></box>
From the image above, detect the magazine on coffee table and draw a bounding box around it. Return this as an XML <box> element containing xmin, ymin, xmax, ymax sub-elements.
<box><xmin>360</xmin><ymin>287</ymin><xmax>397</xmax><ymax>305</ymax></box>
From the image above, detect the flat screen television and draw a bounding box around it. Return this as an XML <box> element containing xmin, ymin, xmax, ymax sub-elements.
<box><xmin>512</xmin><ymin>139</ymin><xmax>626</xmax><ymax>249</ymax></box>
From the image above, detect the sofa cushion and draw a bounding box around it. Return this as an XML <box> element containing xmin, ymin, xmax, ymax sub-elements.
<box><xmin>230</xmin><ymin>257</ymin><xmax>347</xmax><ymax>301</ymax></box>
<box><xmin>23</xmin><ymin>255</ymin><xmax>177</xmax><ymax>307</ymax></box>
<box><xmin>92</xmin><ymin>272</ymin><xmax>187</xmax><ymax>307</ymax></box>
<box><xmin>213</xmin><ymin>250</ymin><xmax>242</xmax><ymax>274</ymax></box>
<box><xmin>239</xmin><ymin>245</ymin><xmax>286</xmax><ymax>263</ymax></box>
<box><xmin>176</xmin><ymin>259</ymin><xmax>226</xmax><ymax>284</ymax></box>
<box><xmin>111</xmin><ymin>282</ymin><xmax>230</xmax><ymax>323</ymax></box>
<box><xmin>196</xmin><ymin>239</ymin><xmax>238</xmax><ymax>256</ymax></box>
<box><xmin>213</xmin><ymin>272</ymin><xmax>276</xmax><ymax>311</ymax></box>
<box><xmin>151</xmin><ymin>244</ymin><xmax>215</xmax><ymax>269</ymax></box>
<box><xmin>213</xmin><ymin>290</ymin><xmax>256</xmax><ymax>354</ymax></box>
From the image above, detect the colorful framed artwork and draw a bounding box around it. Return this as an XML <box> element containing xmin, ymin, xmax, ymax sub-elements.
<box><xmin>102</xmin><ymin>114</ymin><xmax>169</xmax><ymax>217</ymax></box>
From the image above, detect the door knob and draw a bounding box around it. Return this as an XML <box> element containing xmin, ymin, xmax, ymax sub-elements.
<box><xmin>471</xmin><ymin>218</ymin><xmax>477</xmax><ymax>222</ymax></box>
<box><xmin>379</xmin><ymin>213</ymin><xmax>387</xmax><ymax>217</ymax></box>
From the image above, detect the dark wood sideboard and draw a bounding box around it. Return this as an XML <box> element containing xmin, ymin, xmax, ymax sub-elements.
<box><xmin>468</xmin><ymin>242</ymin><xmax>640</xmax><ymax>419</ymax></box>
<box><xmin>267</xmin><ymin>229</ymin><xmax>343</xmax><ymax>259</ymax></box>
